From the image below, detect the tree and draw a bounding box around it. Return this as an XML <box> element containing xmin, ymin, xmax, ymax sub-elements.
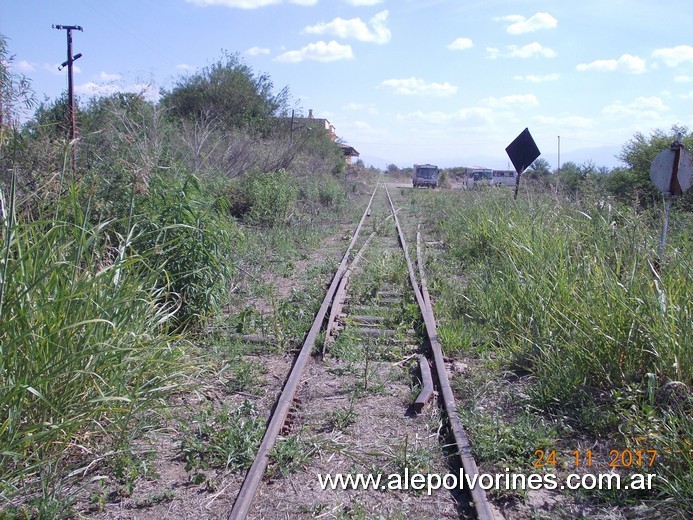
<box><xmin>616</xmin><ymin>125</ymin><xmax>693</xmax><ymax>208</ymax></box>
<box><xmin>159</xmin><ymin>51</ymin><xmax>290</xmax><ymax>136</ymax></box>
<box><xmin>386</xmin><ymin>163</ymin><xmax>400</xmax><ymax>175</ymax></box>
<box><xmin>526</xmin><ymin>157</ymin><xmax>551</xmax><ymax>179</ymax></box>
<box><xmin>1</xmin><ymin>34</ymin><xmax>47</xmax><ymax>211</ymax></box>
<box><xmin>556</xmin><ymin>161</ymin><xmax>582</xmax><ymax>196</ymax></box>
<box><xmin>0</xmin><ymin>34</ymin><xmax>35</xmax><ymax>134</ymax></box>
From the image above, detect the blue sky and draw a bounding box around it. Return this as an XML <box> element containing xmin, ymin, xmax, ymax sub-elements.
<box><xmin>2</xmin><ymin>0</ymin><xmax>693</xmax><ymax>169</ymax></box>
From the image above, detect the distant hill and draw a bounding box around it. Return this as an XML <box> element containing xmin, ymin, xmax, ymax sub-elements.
<box><xmin>362</xmin><ymin>145</ymin><xmax>625</xmax><ymax>172</ymax></box>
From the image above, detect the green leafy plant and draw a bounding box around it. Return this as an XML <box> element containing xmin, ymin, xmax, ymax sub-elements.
<box><xmin>0</xmin><ymin>176</ymin><xmax>183</xmax><ymax>511</ymax></box>
<box><xmin>267</xmin><ymin>434</ymin><xmax>317</xmax><ymax>478</ymax></box>
<box><xmin>179</xmin><ymin>400</ymin><xmax>265</xmax><ymax>474</ymax></box>
<box><xmin>327</xmin><ymin>399</ymin><xmax>358</xmax><ymax>432</ymax></box>
<box><xmin>419</xmin><ymin>188</ymin><xmax>691</xmax><ymax>510</ymax></box>
<box><xmin>133</xmin><ymin>173</ymin><xmax>239</xmax><ymax>329</ymax></box>
<box><xmin>242</xmin><ymin>170</ymin><xmax>298</xmax><ymax>226</ymax></box>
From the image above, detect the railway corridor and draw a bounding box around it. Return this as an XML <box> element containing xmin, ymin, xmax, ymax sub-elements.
<box><xmin>231</xmin><ymin>185</ymin><xmax>496</xmax><ymax>519</ymax></box>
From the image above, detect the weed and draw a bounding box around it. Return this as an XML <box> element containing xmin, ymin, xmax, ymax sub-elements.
<box><xmin>108</xmin><ymin>451</ymin><xmax>158</xmax><ymax>497</ymax></box>
<box><xmin>133</xmin><ymin>488</ymin><xmax>176</xmax><ymax>509</ymax></box>
<box><xmin>418</xmin><ymin>188</ymin><xmax>691</xmax><ymax>509</ymax></box>
<box><xmin>0</xmin><ymin>175</ymin><xmax>183</xmax><ymax>509</ymax></box>
<box><xmin>242</xmin><ymin>170</ymin><xmax>298</xmax><ymax>227</ymax></box>
<box><xmin>224</xmin><ymin>357</ymin><xmax>268</xmax><ymax>394</ymax></box>
<box><xmin>298</xmin><ymin>502</ymin><xmax>329</xmax><ymax>516</ymax></box>
<box><xmin>327</xmin><ymin>399</ymin><xmax>358</xmax><ymax>432</ymax></box>
<box><xmin>459</xmin><ymin>410</ymin><xmax>557</xmax><ymax>468</ymax></box>
<box><xmin>267</xmin><ymin>434</ymin><xmax>318</xmax><ymax>478</ymax></box>
<box><xmin>179</xmin><ymin>400</ymin><xmax>265</xmax><ymax>474</ymax></box>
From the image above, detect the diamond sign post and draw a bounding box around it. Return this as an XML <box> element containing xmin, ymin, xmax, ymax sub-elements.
<box><xmin>505</xmin><ymin>128</ymin><xmax>541</xmax><ymax>199</ymax></box>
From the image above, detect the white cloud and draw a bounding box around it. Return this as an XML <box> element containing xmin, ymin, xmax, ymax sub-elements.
<box><xmin>303</xmin><ymin>10</ymin><xmax>390</xmax><ymax>44</ymax></box>
<box><xmin>652</xmin><ymin>45</ymin><xmax>693</xmax><ymax>67</ymax></box>
<box><xmin>497</xmin><ymin>12</ymin><xmax>557</xmax><ymax>34</ymax></box>
<box><xmin>176</xmin><ymin>63</ymin><xmax>195</xmax><ymax>71</ymax></box>
<box><xmin>400</xmin><ymin>107</ymin><xmax>495</xmax><ymax>126</ymax></box>
<box><xmin>99</xmin><ymin>71</ymin><xmax>121</xmax><ymax>81</ymax></box>
<box><xmin>534</xmin><ymin>115</ymin><xmax>593</xmax><ymax>129</ymax></box>
<box><xmin>185</xmin><ymin>0</ymin><xmax>316</xmax><ymax>8</ymax></box>
<box><xmin>576</xmin><ymin>54</ymin><xmax>646</xmax><ymax>74</ymax></box>
<box><xmin>487</xmin><ymin>42</ymin><xmax>556</xmax><ymax>59</ymax></box>
<box><xmin>75</xmin><ymin>81</ymin><xmax>159</xmax><ymax>102</ymax></box>
<box><xmin>674</xmin><ymin>74</ymin><xmax>693</xmax><ymax>83</ymax></box>
<box><xmin>514</xmin><ymin>73</ymin><xmax>560</xmax><ymax>82</ymax></box>
<box><xmin>13</xmin><ymin>60</ymin><xmax>35</xmax><ymax>73</ymax></box>
<box><xmin>352</xmin><ymin>120</ymin><xmax>375</xmax><ymax>131</ymax></box>
<box><xmin>379</xmin><ymin>77</ymin><xmax>458</xmax><ymax>97</ymax></box>
<box><xmin>343</xmin><ymin>0</ymin><xmax>384</xmax><ymax>5</ymax></box>
<box><xmin>602</xmin><ymin>96</ymin><xmax>669</xmax><ymax>119</ymax></box>
<box><xmin>482</xmin><ymin>94</ymin><xmax>539</xmax><ymax>109</ymax></box>
<box><xmin>246</xmin><ymin>46</ymin><xmax>271</xmax><ymax>56</ymax></box>
<box><xmin>275</xmin><ymin>40</ymin><xmax>354</xmax><ymax>62</ymax></box>
<box><xmin>343</xmin><ymin>102</ymin><xmax>379</xmax><ymax>115</ymax></box>
<box><xmin>448</xmin><ymin>37</ymin><xmax>473</xmax><ymax>51</ymax></box>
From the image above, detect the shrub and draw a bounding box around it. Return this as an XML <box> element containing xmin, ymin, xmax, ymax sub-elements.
<box><xmin>132</xmin><ymin>173</ymin><xmax>239</xmax><ymax>329</ymax></box>
<box><xmin>242</xmin><ymin>170</ymin><xmax>297</xmax><ymax>226</ymax></box>
<box><xmin>426</xmin><ymin>189</ymin><xmax>691</xmax><ymax>503</ymax></box>
<box><xmin>0</xmin><ymin>178</ymin><xmax>182</xmax><ymax>510</ymax></box>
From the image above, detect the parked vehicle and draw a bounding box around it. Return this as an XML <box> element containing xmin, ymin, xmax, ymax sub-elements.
<box><xmin>468</xmin><ymin>168</ymin><xmax>517</xmax><ymax>186</ymax></box>
<box><xmin>469</xmin><ymin>168</ymin><xmax>493</xmax><ymax>183</ymax></box>
<box><xmin>490</xmin><ymin>169</ymin><xmax>517</xmax><ymax>186</ymax></box>
<box><xmin>412</xmin><ymin>164</ymin><xmax>439</xmax><ymax>188</ymax></box>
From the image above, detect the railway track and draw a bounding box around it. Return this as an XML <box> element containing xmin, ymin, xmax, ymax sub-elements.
<box><xmin>228</xmin><ymin>183</ymin><xmax>498</xmax><ymax>519</ymax></box>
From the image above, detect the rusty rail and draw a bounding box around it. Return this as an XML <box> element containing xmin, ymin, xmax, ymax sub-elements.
<box><xmin>385</xmin><ymin>185</ymin><xmax>496</xmax><ymax>520</ymax></box>
<box><xmin>228</xmin><ymin>183</ymin><xmax>380</xmax><ymax>520</ymax></box>
<box><xmin>229</xmin><ymin>183</ymin><xmax>497</xmax><ymax>519</ymax></box>
<box><xmin>413</xmin><ymin>354</ymin><xmax>434</xmax><ymax>412</ymax></box>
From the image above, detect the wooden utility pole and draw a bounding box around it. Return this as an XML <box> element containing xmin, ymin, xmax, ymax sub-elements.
<box><xmin>53</xmin><ymin>24</ymin><xmax>83</xmax><ymax>170</ymax></box>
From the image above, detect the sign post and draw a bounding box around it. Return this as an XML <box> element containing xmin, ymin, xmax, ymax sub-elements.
<box><xmin>649</xmin><ymin>135</ymin><xmax>693</xmax><ymax>257</ymax></box>
<box><xmin>505</xmin><ymin>128</ymin><xmax>541</xmax><ymax>199</ymax></box>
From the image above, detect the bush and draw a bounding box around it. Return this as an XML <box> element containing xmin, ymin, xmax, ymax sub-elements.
<box><xmin>427</xmin><ymin>189</ymin><xmax>691</xmax><ymax>503</ymax></box>
<box><xmin>0</xmin><ymin>179</ymin><xmax>182</xmax><ymax>510</ymax></box>
<box><xmin>133</xmin><ymin>174</ymin><xmax>239</xmax><ymax>329</ymax></box>
<box><xmin>296</xmin><ymin>174</ymin><xmax>346</xmax><ymax>211</ymax></box>
<box><xmin>242</xmin><ymin>170</ymin><xmax>297</xmax><ymax>226</ymax></box>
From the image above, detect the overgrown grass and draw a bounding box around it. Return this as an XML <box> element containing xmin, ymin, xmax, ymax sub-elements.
<box><xmin>417</xmin><ymin>189</ymin><xmax>691</xmax><ymax>510</ymax></box>
<box><xmin>133</xmin><ymin>173</ymin><xmax>239</xmax><ymax>329</ymax></box>
<box><xmin>0</xmin><ymin>180</ymin><xmax>185</xmax><ymax>515</ymax></box>
<box><xmin>179</xmin><ymin>400</ymin><xmax>265</xmax><ymax>476</ymax></box>
<box><xmin>0</xmin><ymin>160</ymin><xmax>245</xmax><ymax>515</ymax></box>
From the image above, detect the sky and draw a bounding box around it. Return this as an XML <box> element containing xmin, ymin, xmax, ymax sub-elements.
<box><xmin>2</xmin><ymin>0</ymin><xmax>693</xmax><ymax>170</ymax></box>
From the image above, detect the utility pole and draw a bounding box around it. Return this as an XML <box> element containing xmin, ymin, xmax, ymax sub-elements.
<box><xmin>53</xmin><ymin>24</ymin><xmax>83</xmax><ymax>171</ymax></box>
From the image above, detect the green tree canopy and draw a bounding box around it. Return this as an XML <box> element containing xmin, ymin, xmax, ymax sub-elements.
<box><xmin>0</xmin><ymin>34</ymin><xmax>35</xmax><ymax>132</ymax></box>
<box><xmin>527</xmin><ymin>157</ymin><xmax>551</xmax><ymax>178</ymax></box>
<box><xmin>616</xmin><ymin>125</ymin><xmax>693</xmax><ymax>208</ymax></box>
<box><xmin>159</xmin><ymin>52</ymin><xmax>290</xmax><ymax>135</ymax></box>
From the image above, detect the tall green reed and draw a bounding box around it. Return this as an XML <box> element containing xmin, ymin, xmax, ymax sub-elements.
<box><xmin>424</xmin><ymin>188</ymin><xmax>691</xmax><ymax>503</ymax></box>
<box><xmin>0</xmin><ymin>171</ymin><xmax>183</xmax><ymax>510</ymax></box>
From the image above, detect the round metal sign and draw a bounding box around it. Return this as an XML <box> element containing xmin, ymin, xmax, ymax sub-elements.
<box><xmin>650</xmin><ymin>148</ymin><xmax>693</xmax><ymax>194</ymax></box>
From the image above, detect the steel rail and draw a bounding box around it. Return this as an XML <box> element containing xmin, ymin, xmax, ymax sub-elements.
<box><xmin>385</xmin><ymin>185</ymin><xmax>497</xmax><ymax>520</ymax></box>
<box><xmin>323</xmin><ymin>230</ymin><xmax>376</xmax><ymax>353</ymax></box>
<box><xmin>228</xmin><ymin>183</ymin><xmax>380</xmax><ymax>520</ymax></box>
<box><xmin>323</xmin><ymin>208</ymin><xmax>402</xmax><ymax>353</ymax></box>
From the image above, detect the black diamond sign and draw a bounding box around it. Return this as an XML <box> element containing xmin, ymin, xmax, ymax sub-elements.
<box><xmin>505</xmin><ymin>128</ymin><xmax>541</xmax><ymax>175</ymax></box>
